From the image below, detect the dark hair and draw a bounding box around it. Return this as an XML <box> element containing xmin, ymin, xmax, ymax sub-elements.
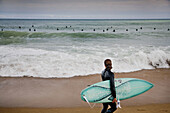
<box><xmin>104</xmin><ymin>59</ymin><xmax>111</xmax><ymax>66</ymax></box>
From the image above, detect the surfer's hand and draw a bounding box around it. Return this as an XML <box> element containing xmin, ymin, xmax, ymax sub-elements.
<box><xmin>112</xmin><ymin>98</ymin><xmax>117</xmax><ymax>103</ymax></box>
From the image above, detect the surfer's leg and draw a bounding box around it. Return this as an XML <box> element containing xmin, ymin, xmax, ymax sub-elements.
<box><xmin>106</xmin><ymin>102</ymin><xmax>117</xmax><ymax>113</ymax></box>
<box><xmin>101</xmin><ymin>103</ymin><xmax>108</xmax><ymax>113</ymax></box>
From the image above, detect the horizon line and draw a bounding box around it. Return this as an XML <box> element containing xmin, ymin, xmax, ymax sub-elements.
<box><xmin>0</xmin><ymin>18</ymin><xmax>170</xmax><ymax>20</ymax></box>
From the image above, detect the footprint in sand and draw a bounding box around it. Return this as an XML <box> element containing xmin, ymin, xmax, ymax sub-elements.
<box><xmin>137</xmin><ymin>109</ymin><xmax>146</xmax><ymax>111</ymax></box>
<box><xmin>161</xmin><ymin>109</ymin><xmax>168</xmax><ymax>112</ymax></box>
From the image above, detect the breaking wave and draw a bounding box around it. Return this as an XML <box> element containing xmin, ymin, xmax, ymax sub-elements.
<box><xmin>0</xmin><ymin>46</ymin><xmax>169</xmax><ymax>78</ymax></box>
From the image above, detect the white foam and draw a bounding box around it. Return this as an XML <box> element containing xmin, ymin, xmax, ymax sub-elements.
<box><xmin>0</xmin><ymin>46</ymin><xmax>169</xmax><ymax>78</ymax></box>
<box><xmin>113</xmin><ymin>49</ymin><xmax>170</xmax><ymax>72</ymax></box>
<box><xmin>0</xmin><ymin>46</ymin><xmax>103</xmax><ymax>78</ymax></box>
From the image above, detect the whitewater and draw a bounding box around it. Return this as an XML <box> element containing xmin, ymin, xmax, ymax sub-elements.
<box><xmin>0</xmin><ymin>19</ymin><xmax>170</xmax><ymax>78</ymax></box>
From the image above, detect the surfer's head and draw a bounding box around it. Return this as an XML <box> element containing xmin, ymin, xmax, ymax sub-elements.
<box><xmin>104</xmin><ymin>59</ymin><xmax>112</xmax><ymax>70</ymax></box>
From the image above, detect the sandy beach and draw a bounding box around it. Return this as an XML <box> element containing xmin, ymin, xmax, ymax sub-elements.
<box><xmin>0</xmin><ymin>68</ymin><xmax>170</xmax><ymax>113</ymax></box>
<box><xmin>0</xmin><ymin>104</ymin><xmax>170</xmax><ymax>113</ymax></box>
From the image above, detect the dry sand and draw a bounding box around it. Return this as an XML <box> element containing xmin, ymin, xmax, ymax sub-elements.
<box><xmin>0</xmin><ymin>69</ymin><xmax>170</xmax><ymax>113</ymax></box>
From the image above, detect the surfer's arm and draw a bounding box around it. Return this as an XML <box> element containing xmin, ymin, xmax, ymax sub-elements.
<box><xmin>110</xmin><ymin>73</ymin><xmax>116</xmax><ymax>99</ymax></box>
<box><xmin>110</xmin><ymin>76</ymin><xmax>117</xmax><ymax>103</ymax></box>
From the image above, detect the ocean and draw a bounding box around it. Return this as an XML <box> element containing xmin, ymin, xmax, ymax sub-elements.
<box><xmin>0</xmin><ymin>19</ymin><xmax>170</xmax><ymax>78</ymax></box>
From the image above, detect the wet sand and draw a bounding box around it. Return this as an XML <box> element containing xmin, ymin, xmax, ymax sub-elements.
<box><xmin>0</xmin><ymin>69</ymin><xmax>169</xmax><ymax>112</ymax></box>
<box><xmin>0</xmin><ymin>104</ymin><xmax>170</xmax><ymax>113</ymax></box>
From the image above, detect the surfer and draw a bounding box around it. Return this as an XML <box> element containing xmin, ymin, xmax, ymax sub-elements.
<box><xmin>101</xmin><ymin>59</ymin><xmax>117</xmax><ymax>113</ymax></box>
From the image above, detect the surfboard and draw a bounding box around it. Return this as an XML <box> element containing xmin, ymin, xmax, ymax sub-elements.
<box><xmin>80</xmin><ymin>78</ymin><xmax>154</xmax><ymax>103</ymax></box>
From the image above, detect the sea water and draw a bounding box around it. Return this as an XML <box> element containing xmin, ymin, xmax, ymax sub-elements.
<box><xmin>0</xmin><ymin>19</ymin><xmax>170</xmax><ymax>78</ymax></box>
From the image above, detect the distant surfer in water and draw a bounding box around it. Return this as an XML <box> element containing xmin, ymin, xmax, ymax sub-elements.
<box><xmin>101</xmin><ymin>59</ymin><xmax>117</xmax><ymax>113</ymax></box>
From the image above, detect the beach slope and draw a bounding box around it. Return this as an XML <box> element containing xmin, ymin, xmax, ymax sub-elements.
<box><xmin>0</xmin><ymin>69</ymin><xmax>169</xmax><ymax>112</ymax></box>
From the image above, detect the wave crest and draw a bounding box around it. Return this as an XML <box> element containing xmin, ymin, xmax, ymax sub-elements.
<box><xmin>0</xmin><ymin>31</ymin><xmax>127</xmax><ymax>45</ymax></box>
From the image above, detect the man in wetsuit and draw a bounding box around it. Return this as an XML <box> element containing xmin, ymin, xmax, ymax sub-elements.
<box><xmin>101</xmin><ymin>59</ymin><xmax>117</xmax><ymax>113</ymax></box>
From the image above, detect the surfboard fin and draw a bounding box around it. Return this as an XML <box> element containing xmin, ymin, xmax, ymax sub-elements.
<box><xmin>108</xmin><ymin>96</ymin><xmax>114</xmax><ymax>101</ymax></box>
<box><xmin>83</xmin><ymin>95</ymin><xmax>96</xmax><ymax>108</ymax></box>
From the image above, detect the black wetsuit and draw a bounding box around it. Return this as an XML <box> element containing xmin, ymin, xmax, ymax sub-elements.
<box><xmin>101</xmin><ymin>69</ymin><xmax>117</xmax><ymax>113</ymax></box>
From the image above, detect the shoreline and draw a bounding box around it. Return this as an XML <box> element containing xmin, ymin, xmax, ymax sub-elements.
<box><xmin>0</xmin><ymin>68</ymin><xmax>169</xmax><ymax>79</ymax></box>
<box><xmin>0</xmin><ymin>68</ymin><xmax>169</xmax><ymax>108</ymax></box>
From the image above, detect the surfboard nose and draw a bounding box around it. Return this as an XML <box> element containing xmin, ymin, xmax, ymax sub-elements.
<box><xmin>148</xmin><ymin>81</ymin><xmax>154</xmax><ymax>88</ymax></box>
<box><xmin>116</xmin><ymin>79</ymin><xmax>154</xmax><ymax>100</ymax></box>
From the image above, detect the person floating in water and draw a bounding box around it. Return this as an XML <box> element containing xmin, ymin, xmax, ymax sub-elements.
<box><xmin>101</xmin><ymin>59</ymin><xmax>117</xmax><ymax>113</ymax></box>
